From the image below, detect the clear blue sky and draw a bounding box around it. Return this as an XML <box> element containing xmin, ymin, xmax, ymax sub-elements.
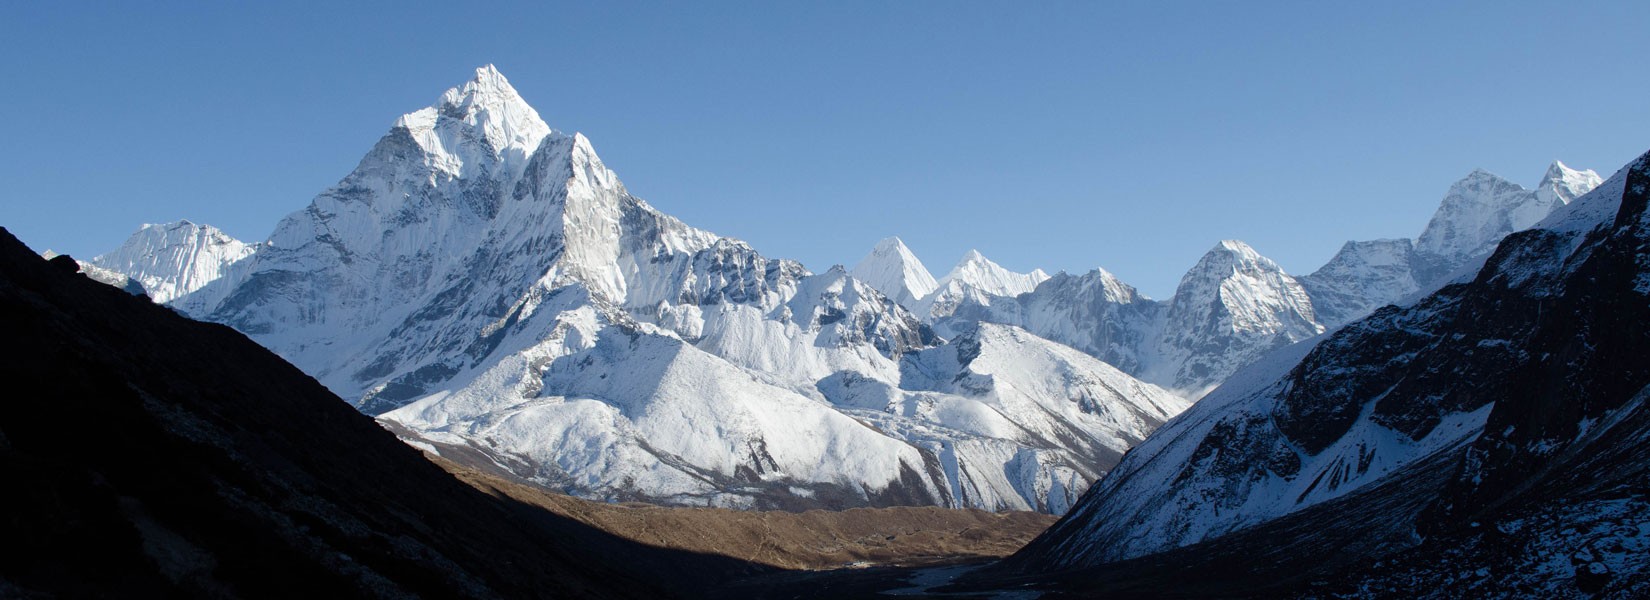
<box><xmin>3</xmin><ymin>1</ymin><xmax>1647</xmax><ymax>298</ymax></box>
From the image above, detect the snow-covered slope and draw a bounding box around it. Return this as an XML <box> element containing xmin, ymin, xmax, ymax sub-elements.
<box><xmin>89</xmin><ymin>220</ymin><xmax>255</xmax><ymax>305</ymax></box>
<box><xmin>852</xmin><ymin>237</ymin><xmax>938</xmax><ymax>307</ymax></box>
<box><xmin>385</xmin><ymin>302</ymin><xmax>948</xmax><ymax>509</ymax></box>
<box><xmin>1010</xmin><ymin>268</ymin><xmax>1162</xmax><ymax>375</ymax></box>
<box><xmin>866</xmin><ymin>322</ymin><xmax>1186</xmax><ymax>513</ymax></box>
<box><xmin>1014</xmin><ymin>149</ymin><xmax>1650</xmax><ymax>571</ymax></box>
<box><xmin>1299</xmin><ymin>238</ymin><xmax>1418</xmax><ymax>327</ymax></box>
<box><xmin>150</xmin><ymin>66</ymin><xmax>1179</xmax><ymax>512</ymax></box>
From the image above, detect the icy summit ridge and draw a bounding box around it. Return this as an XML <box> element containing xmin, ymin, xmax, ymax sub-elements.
<box><xmin>912</xmin><ymin>247</ymin><xmax>1052</xmax><ymax>328</ymax></box>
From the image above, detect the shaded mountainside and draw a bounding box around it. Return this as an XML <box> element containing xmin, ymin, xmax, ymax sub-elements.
<box><xmin>0</xmin><ymin>226</ymin><xmax>758</xmax><ymax>599</ymax></box>
<box><xmin>990</xmin><ymin>150</ymin><xmax>1650</xmax><ymax>598</ymax></box>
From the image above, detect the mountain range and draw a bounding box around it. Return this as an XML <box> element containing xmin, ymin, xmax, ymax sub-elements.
<box><xmin>989</xmin><ymin>149</ymin><xmax>1650</xmax><ymax>599</ymax></box>
<box><xmin>82</xmin><ymin>65</ymin><xmax>1600</xmax><ymax>517</ymax></box>
<box><xmin>849</xmin><ymin>164</ymin><xmax>1601</xmax><ymax>397</ymax></box>
<box><xmin>84</xmin><ymin>67</ymin><xmax>1190</xmax><ymax>514</ymax></box>
<box><xmin>24</xmin><ymin>62</ymin><xmax>1650</xmax><ymax>598</ymax></box>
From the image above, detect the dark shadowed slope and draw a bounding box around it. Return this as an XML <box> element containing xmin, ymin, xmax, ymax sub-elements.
<box><xmin>0</xmin><ymin>226</ymin><xmax>760</xmax><ymax>599</ymax></box>
<box><xmin>975</xmin><ymin>151</ymin><xmax>1650</xmax><ymax>598</ymax></box>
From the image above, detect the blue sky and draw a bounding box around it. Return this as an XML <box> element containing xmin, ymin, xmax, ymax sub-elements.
<box><xmin>3</xmin><ymin>2</ymin><xmax>1647</xmax><ymax>298</ymax></box>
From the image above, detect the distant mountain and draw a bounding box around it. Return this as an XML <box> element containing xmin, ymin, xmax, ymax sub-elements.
<box><xmin>99</xmin><ymin>66</ymin><xmax>1182</xmax><ymax>513</ymax></box>
<box><xmin>917</xmin><ymin>249</ymin><xmax>1049</xmax><ymax>327</ymax></box>
<box><xmin>940</xmin><ymin>163</ymin><xmax>1601</xmax><ymax>397</ymax></box>
<box><xmin>1007</xmin><ymin>267</ymin><xmax>1161</xmax><ymax>375</ymax></box>
<box><xmin>40</xmin><ymin>249</ymin><xmax>147</xmax><ymax>296</ymax></box>
<box><xmin>1304</xmin><ymin>161</ymin><xmax>1602</xmax><ymax>327</ymax></box>
<box><xmin>1007</xmin><ymin>150</ymin><xmax>1650</xmax><ymax>598</ymax></box>
<box><xmin>917</xmin><ymin>240</ymin><xmax>1322</xmax><ymax>397</ymax></box>
<box><xmin>1297</xmin><ymin>237</ymin><xmax>1418</xmax><ymax>328</ymax></box>
<box><xmin>0</xmin><ymin>226</ymin><xmax>745</xmax><ymax>599</ymax></box>
<box><xmin>852</xmin><ymin>236</ymin><xmax>938</xmax><ymax>307</ymax></box>
<box><xmin>1414</xmin><ymin>161</ymin><xmax>1601</xmax><ymax>282</ymax></box>
<box><xmin>1147</xmin><ymin>240</ymin><xmax>1324</xmax><ymax>395</ymax></box>
<box><xmin>939</xmin><ymin>249</ymin><xmax>1050</xmax><ymax>299</ymax></box>
<box><xmin>89</xmin><ymin>220</ymin><xmax>255</xmax><ymax>306</ymax></box>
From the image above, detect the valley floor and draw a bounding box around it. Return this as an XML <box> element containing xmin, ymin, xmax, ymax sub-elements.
<box><xmin>429</xmin><ymin>454</ymin><xmax>1057</xmax><ymax>572</ymax></box>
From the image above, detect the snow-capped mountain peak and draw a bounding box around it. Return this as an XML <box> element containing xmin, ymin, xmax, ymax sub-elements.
<box><xmin>1195</xmin><ymin>239</ymin><xmax>1270</xmax><ymax>272</ymax></box>
<box><xmin>852</xmin><ymin>236</ymin><xmax>938</xmax><ymax>307</ymax></box>
<box><xmin>1535</xmin><ymin>159</ymin><xmax>1604</xmax><ymax>206</ymax></box>
<box><xmin>89</xmin><ymin>220</ymin><xmax>255</xmax><ymax>305</ymax></box>
<box><xmin>1299</xmin><ymin>238</ymin><xmax>1418</xmax><ymax>327</ymax></box>
<box><xmin>1151</xmin><ymin>239</ymin><xmax>1322</xmax><ymax>395</ymax></box>
<box><xmin>1172</xmin><ymin>240</ymin><xmax>1309</xmax><ymax>304</ymax></box>
<box><xmin>1418</xmin><ymin>169</ymin><xmax>1541</xmax><ymax>259</ymax></box>
<box><xmin>394</xmin><ymin>64</ymin><xmax>551</xmax><ymax>180</ymax></box>
<box><xmin>1082</xmin><ymin>266</ymin><xmax>1137</xmax><ymax>300</ymax></box>
<box><xmin>939</xmin><ymin>249</ymin><xmax>1049</xmax><ymax>297</ymax></box>
<box><xmin>913</xmin><ymin>249</ymin><xmax>1052</xmax><ymax>326</ymax></box>
<box><xmin>1300</xmin><ymin>162</ymin><xmax>1602</xmax><ymax>328</ymax></box>
<box><xmin>1414</xmin><ymin>164</ymin><xmax>1601</xmax><ymax>284</ymax></box>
